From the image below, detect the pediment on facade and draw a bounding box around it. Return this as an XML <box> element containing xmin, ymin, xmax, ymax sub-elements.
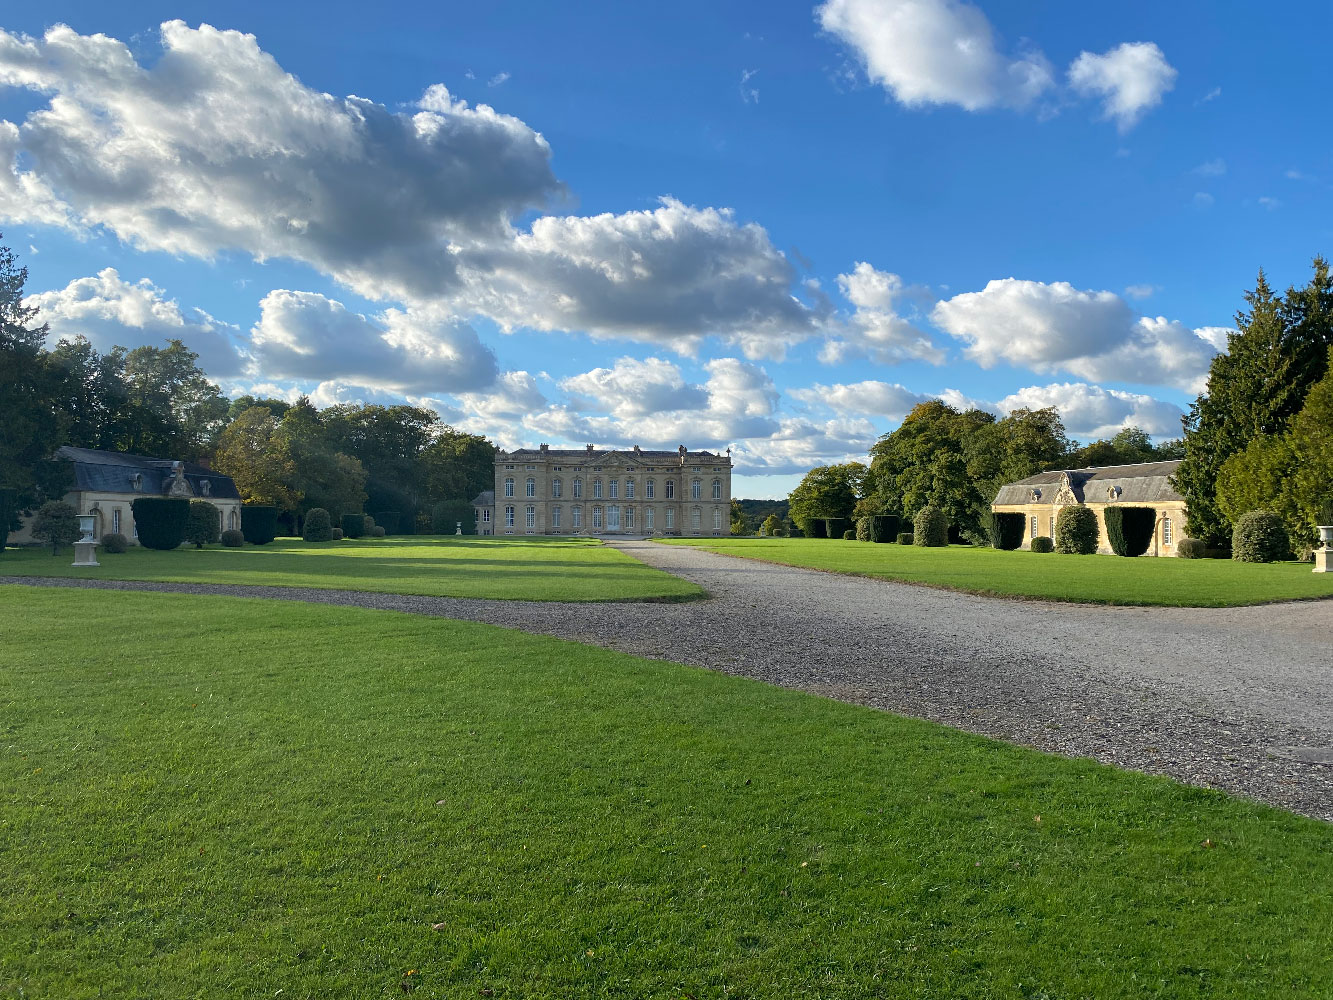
<box><xmin>1053</xmin><ymin>472</ymin><xmax>1080</xmax><ymax>506</ymax></box>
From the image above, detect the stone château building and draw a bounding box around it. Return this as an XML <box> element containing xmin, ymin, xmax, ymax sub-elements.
<box><xmin>991</xmin><ymin>460</ymin><xmax>1187</xmax><ymax>556</ymax></box>
<box><xmin>472</xmin><ymin>444</ymin><xmax>732</xmax><ymax>536</ymax></box>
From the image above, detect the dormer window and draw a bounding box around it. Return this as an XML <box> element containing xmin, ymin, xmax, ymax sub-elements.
<box><xmin>1106</xmin><ymin>485</ymin><xmax>1121</xmax><ymax>500</ymax></box>
<box><xmin>200</xmin><ymin>479</ymin><xmax>212</xmax><ymax>497</ymax></box>
<box><xmin>1028</xmin><ymin>488</ymin><xmax>1042</xmax><ymax>502</ymax></box>
<box><xmin>131</xmin><ymin>472</ymin><xmax>144</xmax><ymax>492</ymax></box>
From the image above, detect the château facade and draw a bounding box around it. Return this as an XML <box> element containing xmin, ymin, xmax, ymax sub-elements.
<box><xmin>472</xmin><ymin>444</ymin><xmax>732</xmax><ymax>536</ymax></box>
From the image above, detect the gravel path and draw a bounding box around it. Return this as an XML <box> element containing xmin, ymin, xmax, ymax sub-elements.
<box><xmin>6</xmin><ymin>541</ymin><xmax>1333</xmax><ymax>820</ymax></box>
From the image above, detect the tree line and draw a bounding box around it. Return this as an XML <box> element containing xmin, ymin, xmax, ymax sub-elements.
<box><xmin>0</xmin><ymin>237</ymin><xmax>496</xmax><ymax>541</ymax></box>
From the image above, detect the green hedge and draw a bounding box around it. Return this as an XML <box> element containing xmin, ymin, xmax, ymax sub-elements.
<box><xmin>869</xmin><ymin>514</ymin><xmax>899</xmax><ymax>543</ymax></box>
<box><xmin>1030</xmin><ymin>536</ymin><xmax>1053</xmax><ymax>553</ymax></box>
<box><xmin>131</xmin><ymin>497</ymin><xmax>189</xmax><ymax>550</ymax></box>
<box><xmin>985</xmin><ymin>511</ymin><xmax>1025</xmax><ymax>551</ymax></box>
<box><xmin>1232</xmin><ymin>510</ymin><xmax>1289</xmax><ymax>563</ymax></box>
<box><xmin>241</xmin><ymin>505</ymin><xmax>278</xmax><ymax>545</ymax></box>
<box><xmin>304</xmin><ymin>507</ymin><xmax>334</xmax><ymax>542</ymax></box>
<box><xmin>341</xmin><ymin>513</ymin><xmax>365</xmax><ymax>538</ymax></box>
<box><xmin>186</xmin><ymin>500</ymin><xmax>220</xmax><ymax>549</ymax></box>
<box><xmin>912</xmin><ymin>505</ymin><xmax>949</xmax><ymax>547</ymax></box>
<box><xmin>855</xmin><ymin>517</ymin><xmax>872</xmax><ymax>542</ymax></box>
<box><xmin>374</xmin><ymin>511</ymin><xmax>400</xmax><ymax>535</ymax></box>
<box><xmin>431</xmin><ymin>499</ymin><xmax>474</xmax><ymax>535</ymax></box>
<box><xmin>805</xmin><ymin>518</ymin><xmax>828</xmax><ymax>539</ymax></box>
<box><xmin>1104</xmin><ymin>505</ymin><xmax>1156</xmax><ymax>557</ymax></box>
<box><xmin>897</xmin><ymin>532</ymin><xmax>914</xmax><ymax>545</ymax></box>
<box><xmin>0</xmin><ymin>487</ymin><xmax>16</xmax><ymax>553</ymax></box>
<box><xmin>824</xmin><ymin>517</ymin><xmax>849</xmax><ymax>539</ymax></box>
<box><xmin>1055</xmin><ymin>506</ymin><xmax>1099</xmax><ymax>555</ymax></box>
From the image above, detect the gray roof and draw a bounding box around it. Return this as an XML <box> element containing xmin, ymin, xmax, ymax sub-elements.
<box><xmin>55</xmin><ymin>446</ymin><xmax>241</xmax><ymax>500</ymax></box>
<box><xmin>501</xmin><ymin>446</ymin><xmax>726</xmax><ymax>463</ymax></box>
<box><xmin>993</xmin><ymin>460</ymin><xmax>1183</xmax><ymax>506</ymax></box>
<box><xmin>471</xmin><ymin>490</ymin><xmax>494</xmax><ymax>507</ymax></box>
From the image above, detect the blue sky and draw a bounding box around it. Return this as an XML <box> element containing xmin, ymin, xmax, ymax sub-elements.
<box><xmin>2</xmin><ymin>1</ymin><xmax>1330</xmax><ymax>496</ymax></box>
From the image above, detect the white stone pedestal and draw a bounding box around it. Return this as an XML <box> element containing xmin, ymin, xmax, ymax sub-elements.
<box><xmin>72</xmin><ymin>540</ymin><xmax>100</xmax><ymax>567</ymax></box>
<box><xmin>1315</xmin><ymin>547</ymin><xmax>1331</xmax><ymax>574</ymax></box>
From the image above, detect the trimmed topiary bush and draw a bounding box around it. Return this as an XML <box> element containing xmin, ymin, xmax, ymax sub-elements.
<box><xmin>331</xmin><ymin>526</ymin><xmax>344</xmax><ymax>540</ymax></box>
<box><xmin>341</xmin><ymin>513</ymin><xmax>365</xmax><ymax>539</ymax></box>
<box><xmin>1030</xmin><ymin>536</ymin><xmax>1054</xmax><ymax>553</ymax></box>
<box><xmin>1104</xmin><ymin>505</ymin><xmax>1156</xmax><ymax>557</ymax></box>
<box><xmin>374</xmin><ymin>511</ymin><xmax>400</xmax><ymax>535</ymax></box>
<box><xmin>913</xmin><ymin>505</ymin><xmax>949</xmax><ymax>547</ymax></box>
<box><xmin>842</xmin><ymin>528</ymin><xmax>856</xmax><ymax>539</ymax></box>
<box><xmin>985</xmin><ymin>511</ymin><xmax>1026</xmax><ymax>551</ymax></box>
<box><xmin>824</xmin><ymin>517</ymin><xmax>849</xmax><ymax>540</ymax></box>
<box><xmin>370</xmin><ymin>525</ymin><xmax>386</xmax><ymax>538</ymax></box>
<box><xmin>431</xmin><ymin>499</ymin><xmax>474</xmax><ymax>535</ymax></box>
<box><xmin>304</xmin><ymin>507</ymin><xmax>334</xmax><ymax>542</ymax></box>
<box><xmin>363</xmin><ymin>515</ymin><xmax>376</xmax><ymax>536</ymax></box>
<box><xmin>897</xmin><ymin>532</ymin><xmax>914</xmax><ymax>545</ymax></box>
<box><xmin>1176</xmin><ymin>537</ymin><xmax>1206</xmax><ymax>559</ymax></box>
<box><xmin>1055</xmin><ymin>505</ymin><xmax>1099</xmax><ymax>555</ymax></box>
<box><xmin>131</xmin><ymin>497</ymin><xmax>189</xmax><ymax>551</ymax></box>
<box><xmin>869</xmin><ymin>514</ymin><xmax>900</xmax><ymax>543</ymax></box>
<box><xmin>855</xmin><ymin>517</ymin><xmax>872</xmax><ymax>542</ymax></box>
<box><xmin>186</xmin><ymin>499</ymin><xmax>220</xmax><ymax>549</ymax></box>
<box><xmin>100</xmin><ymin>532</ymin><xmax>129</xmax><ymax>553</ymax></box>
<box><xmin>805</xmin><ymin>518</ymin><xmax>828</xmax><ymax>539</ymax></box>
<box><xmin>220</xmin><ymin>528</ymin><xmax>244</xmax><ymax>547</ymax></box>
<box><xmin>1232</xmin><ymin>510</ymin><xmax>1289</xmax><ymax>563</ymax></box>
<box><xmin>241</xmin><ymin>505</ymin><xmax>278</xmax><ymax>545</ymax></box>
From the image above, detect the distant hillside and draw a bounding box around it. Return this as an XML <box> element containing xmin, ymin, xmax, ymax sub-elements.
<box><xmin>735</xmin><ymin>498</ymin><xmax>789</xmax><ymax>526</ymax></box>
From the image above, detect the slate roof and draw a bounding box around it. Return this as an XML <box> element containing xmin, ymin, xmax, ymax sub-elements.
<box><xmin>501</xmin><ymin>447</ymin><xmax>725</xmax><ymax>463</ymax></box>
<box><xmin>993</xmin><ymin>460</ymin><xmax>1183</xmax><ymax>507</ymax></box>
<box><xmin>471</xmin><ymin>490</ymin><xmax>495</xmax><ymax>507</ymax></box>
<box><xmin>55</xmin><ymin>446</ymin><xmax>241</xmax><ymax>500</ymax></box>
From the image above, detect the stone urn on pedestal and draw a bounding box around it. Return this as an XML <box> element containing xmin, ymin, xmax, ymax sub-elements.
<box><xmin>72</xmin><ymin>514</ymin><xmax>100</xmax><ymax>567</ymax></box>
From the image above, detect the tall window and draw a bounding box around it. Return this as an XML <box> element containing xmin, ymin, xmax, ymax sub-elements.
<box><xmin>573</xmin><ymin>478</ymin><xmax>583</xmax><ymax>498</ymax></box>
<box><xmin>504</xmin><ymin>505</ymin><xmax>514</xmax><ymax>527</ymax></box>
<box><xmin>665</xmin><ymin>507</ymin><xmax>675</xmax><ymax>529</ymax></box>
<box><xmin>608</xmin><ymin>505</ymin><xmax>620</xmax><ymax>530</ymax></box>
<box><xmin>572</xmin><ymin>506</ymin><xmax>583</xmax><ymax>528</ymax></box>
<box><xmin>525</xmin><ymin>477</ymin><xmax>535</xmax><ymax>498</ymax></box>
<box><xmin>666</xmin><ymin>480</ymin><xmax>675</xmax><ymax>499</ymax></box>
<box><xmin>624</xmin><ymin>507</ymin><xmax>634</xmax><ymax>529</ymax></box>
<box><xmin>691</xmin><ymin>479</ymin><xmax>702</xmax><ymax>500</ymax></box>
<box><xmin>691</xmin><ymin>507</ymin><xmax>701</xmax><ymax>530</ymax></box>
<box><xmin>526</xmin><ymin>505</ymin><xmax>536</xmax><ymax>529</ymax></box>
<box><xmin>551</xmin><ymin>506</ymin><xmax>562</xmax><ymax>529</ymax></box>
<box><xmin>593</xmin><ymin>506</ymin><xmax>603</xmax><ymax>529</ymax></box>
<box><xmin>504</xmin><ymin>477</ymin><xmax>514</xmax><ymax>498</ymax></box>
<box><xmin>112</xmin><ymin>509</ymin><xmax>121</xmax><ymax>533</ymax></box>
<box><xmin>609</xmin><ymin>479</ymin><xmax>619</xmax><ymax>499</ymax></box>
<box><xmin>646</xmin><ymin>479</ymin><xmax>655</xmax><ymax>499</ymax></box>
<box><xmin>552</xmin><ymin>478</ymin><xmax>562</xmax><ymax>498</ymax></box>
<box><xmin>1030</xmin><ymin>515</ymin><xmax>1037</xmax><ymax>539</ymax></box>
<box><xmin>625</xmin><ymin>479</ymin><xmax>635</xmax><ymax>498</ymax></box>
<box><xmin>645</xmin><ymin>507</ymin><xmax>654</xmax><ymax>530</ymax></box>
<box><xmin>593</xmin><ymin>479</ymin><xmax>603</xmax><ymax>499</ymax></box>
<box><xmin>1163</xmin><ymin>516</ymin><xmax>1172</xmax><ymax>544</ymax></box>
<box><xmin>713</xmin><ymin>507</ymin><xmax>722</xmax><ymax>531</ymax></box>
<box><xmin>711</xmin><ymin>479</ymin><xmax>722</xmax><ymax>500</ymax></box>
<box><xmin>482</xmin><ymin>509</ymin><xmax>490</xmax><ymax>522</ymax></box>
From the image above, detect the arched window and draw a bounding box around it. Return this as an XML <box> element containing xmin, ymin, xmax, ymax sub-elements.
<box><xmin>525</xmin><ymin>505</ymin><xmax>536</xmax><ymax>529</ymax></box>
<box><xmin>691</xmin><ymin>506</ymin><xmax>701</xmax><ymax>531</ymax></box>
<box><xmin>592</xmin><ymin>506</ymin><xmax>603</xmax><ymax>529</ymax></box>
<box><xmin>713</xmin><ymin>507</ymin><xmax>722</xmax><ymax>531</ymax></box>
<box><xmin>552</xmin><ymin>477</ymin><xmax>562</xmax><ymax>498</ymax></box>
<box><xmin>573</xmin><ymin>477</ymin><xmax>583</xmax><ymax>498</ymax></box>
<box><xmin>625</xmin><ymin>479</ymin><xmax>635</xmax><ymax>498</ymax></box>
<box><xmin>228</xmin><ymin>509</ymin><xmax>238</xmax><ymax>530</ymax></box>
<box><xmin>691</xmin><ymin>479</ymin><xmax>702</xmax><ymax>500</ymax></box>
<box><xmin>711</xmin><ymin>479</ymin><xmax>721</xmax><ymax>500</ymax></box>
<box><xmin>665</xmin><ymin>480</ymin><xmax>675</xmax><ymax>499</ymax></box>
<box><xmin>525</xmin><ymin>477</ymin><xmax>535</xmax><ymax>498</ymax></box>
<box><xmin>551</xmin><ymin>506</ymin><xmax>562</xmax><ymax>529</ymax></box>
<box><xmin>645</xmin><ymin>479</ymin><xmax>655</xmax><ymax>499</ymax></box>
<box><xmin>504</xmin><ymin>505</ymin><xmax>515</xmax><ymax>527</ymax></box>
<box><xmin>504</xmin><ymin>477</ymin><xmax>514</xmax><ymax>498</ymax></box>
<box><xmin>572</xmin><ymin>505</ymin><xmax>583</xmax><ymax>528</ymax></box>
<box><xmin>593</xmin><ymin>479</ymin><xmax>603</xmax><ymax>499</ymax></box>
<box><xmin>609</xmin><ymin>479</ymin><xmax>619</xmax><ymax>499</ymax></box>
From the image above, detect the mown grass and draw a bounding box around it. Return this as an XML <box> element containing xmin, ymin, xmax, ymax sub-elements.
<box><xmin>660</xmin><ymin>537</ymin><xmax>1333</xmax><ymax>607</ymax></box>
<box><xmin>0</xmin><ymin>535</ymin><xmax>701</xmax><ymax>602</ymax></box>
<box><xmin>2</xmin><ymin>585</ymin><xmax>1330</xmax><ymax>998</ymax></box>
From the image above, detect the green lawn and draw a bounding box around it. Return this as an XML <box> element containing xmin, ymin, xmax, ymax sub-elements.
<box><xmin>0</xmin><ymin>536</ymin><xmax>701</xmax><ymax>602</ymax></box>
<box><xmin>661</xmin><ymin>537</ymin><xmax>1333</xmax><ymax>607</ymax></box>
<box><xmin>2</xmin><ymin>586</ymin><xmax>1330</xmax><ymax>998</ymax></box>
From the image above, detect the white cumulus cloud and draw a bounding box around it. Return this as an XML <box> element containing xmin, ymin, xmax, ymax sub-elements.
<box><xmin>821</xmin><ymin>262</ymin><xmax>945</xmax><ymax>365</ymax></box>
<box><xmin>1068</xmin><ymin>42</ymin><xmax>1177</xmax><ymax>132</ymax></box>
<box><xmin>994</xmin><ymin>382</ymin><xmax>1184</xmax><ymax>439</ymax></box>
<box><xmin>559</xmin><ymin>357</ymin><xmax>708</xmax><ymax>417</ymax></box>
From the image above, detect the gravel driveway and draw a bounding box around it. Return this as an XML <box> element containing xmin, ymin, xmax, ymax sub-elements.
<box><xmin>7</xmin><ymin>539</ymin><xmax>1333</xmax><ymax>819</ymax></box>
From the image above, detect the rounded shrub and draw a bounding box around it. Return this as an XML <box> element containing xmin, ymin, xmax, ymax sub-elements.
<box><xmin>1232</xmin><ymin>510</ymin><xmax>1289</xmax><ymax>563</ymax></box>
<box><xmin>855</xmin><ymin>517</ymin><xmax>872</xmax><ymax>542</ymax></box>
<box><xmin>370</xmin><ymin>525</ymin><xmax>386</xmax><ymax>538</ymax></box>
<box><xmin>870</xmin><ymin>514</ymin><xmax>900</xmax><ymax>543</ymax></box>
<box><xmin>331</xmin><ymin>526</ymin><xmax>344</xmax><ymax>540</ymax></box>
<box><xmin>1103</xmin><ymin>505</ymin><xmax>1156</xmax><ymax>557</ymax></box>
<box><xmin>341</xmin><ymin>513</ymin><xmax>365</xmax><ymax>538</ymax></box>
<box><xmin>131</xmin><ymin>497</ymin><xmax>189</xmax><ymax>551</ymax></box>
<box><xmin>100</xmin><ymin>532</ymin><xmax>129</xmax><ymax>554</ymax></box>
<box><xmin>303</xmin><ymin>507</ymin><xmax>334</xmax><ymax>542</ymax></box>
<box><xmin>1030</xmin><ymin>536</ymin><xmax>1054</xmax><ymax>553</ymax></box>
<box><xmin>1055</xmin><ymin>505</ymin><xmax>1099</xmax><ymax>554</ymax></box>
<box><xmin>1176</xmin><ymin>537</ymin><xmax>1207</xmax><ymax>559</ymax></box>
<box><xmin>186</xmin><ymin>499</ymin><xmax>220</xmax><ymax>549</ymax></box>
<box><xmin>363</xmin><ymin>514</ymin><xmax>376</xmax><ymax>536</ymax></box>
<box><xmin>912</xmin><ymin>505</ymin><xmax>949</xmax><ymax>547</ymax></box>
<box><xmin>241</xmin><ymin>505</ymin><xmax>278</xmax><ymax>545</ymax></box>
<box><xmin>985</xmin><ymin>511</ymin><xmax>1026</xmax><ymax>551</ymax></box>
<box><xmin>220</xmin><ymin>528</ymin><xmax>244</xmax><ymax>547</ymax></box>
<box><xmin>897</xmin><ymin>531</ymin><xmax>914</xmax><ymax>545</ymax></box>
<box><xmin>842</xmin><ymin>528</ymin><xmax>856</xmax><ymax>540</ymax></box>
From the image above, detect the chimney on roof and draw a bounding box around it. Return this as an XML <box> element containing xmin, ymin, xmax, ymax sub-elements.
<box><xmin>586</xmin><ymin>443</ymin><xmax>594</xmax><ymax>453</ymax></box>
<box><xmin>540</xmin><ymin>443</ymin><xmax>549</xmax><ymax>452</ymax></box>
<box><xmin>633</xmin><ymin>445</ymin><xmax>640</xmax><ymax>453</ymax></box>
